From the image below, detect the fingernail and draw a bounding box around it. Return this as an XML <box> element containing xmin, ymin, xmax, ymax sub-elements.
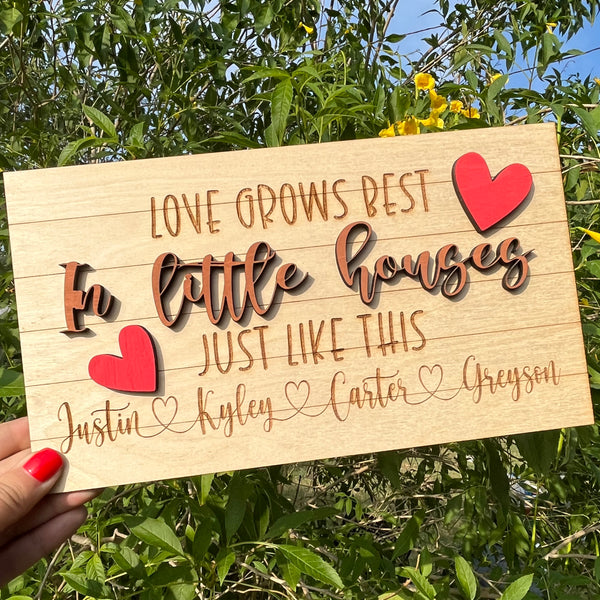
<box><xmin>23</xmin><ymin>448</ymin><xmax>64</xmax><ymax>482</ymax></box>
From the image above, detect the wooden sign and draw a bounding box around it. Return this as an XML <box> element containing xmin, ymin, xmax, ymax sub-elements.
<box><xmin>4</xmin><ymin>123</ymin><xmax>593</xmax><ymax>492</ymax></box>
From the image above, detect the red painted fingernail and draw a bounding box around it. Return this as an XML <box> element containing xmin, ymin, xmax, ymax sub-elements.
<box><xmin>23</xmin><ymin>448</ymin><xmax>63</xmax><ymax>482</ymax></box>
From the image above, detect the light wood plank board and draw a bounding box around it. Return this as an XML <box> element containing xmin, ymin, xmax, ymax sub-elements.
<box><xmin>4</xmin><ymin>123</ymin><xmax>593</xmax><ymax>492</ymax></box>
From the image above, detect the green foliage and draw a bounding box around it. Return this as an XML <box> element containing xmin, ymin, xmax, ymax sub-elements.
<box><xmin>2</xmin><ymin>0</ymin><xmax>600</xmax><ymax>597</ymax></box>
<box><xmin>455</xmin><ymin>556</ymin><xmax>477</xmax><ymax>600</ymax></box>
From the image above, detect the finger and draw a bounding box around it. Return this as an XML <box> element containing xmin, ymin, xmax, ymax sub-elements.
<box><xmin>0</xmin><ymin>448</ymin><xmax>63</xmax><ymax>539</ymax></box>
<box><xmin>3</xmin><ymin>488</ymin><xmax>101</xmax><ymax>541</ymax></box>
<box><xmin>0</xmin><ymin>418</ymin><xmax>30</xmax><ymax>460</ymax></box>
<box><xmin>0</xmin><ymin>449</ymin><xmax>29</xmax><ymax>476</ymax></box>
<box><xmin>0</xmin><ymin>507</ymin><xmax>87</xmax><ymax>588</ymax></box>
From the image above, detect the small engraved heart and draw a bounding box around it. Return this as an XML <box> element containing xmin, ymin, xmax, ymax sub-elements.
<box><xmin>452</xmin><ymin>152</ymin><xmax>533</xmax><ymax>233</ymax></box>
<box><xmin>88</xmin><ymin>325</ymin><xmax>157</xmax><ymax>393</ymax></box>
<box><xmin>152</xmin><ymin>396</ymin><xmax>179</xmax><ymax>429</ymax></box>
<box><xmin>418</xmin><ymin>364</ymin><xmax>444</xmax><ymax>395</ymax></box>
<box><xmin>284</xmin><ymin>380</ymin><xmax>311</xmax><ymax>413</ymax></box>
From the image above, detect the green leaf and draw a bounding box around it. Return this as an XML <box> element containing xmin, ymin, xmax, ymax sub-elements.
<box><xmin>225</xmin><ymin>473</ymin><xmax>249</xmax><ymax>542</ymax></box>
<box><xmin>192</xmin><ymin>526</ymin><xmax>212</xmax><ymax>562</ymax></box>
<box><xmin>267</xmin><ymin>78</ymin><xmax>293</xmax><ymax>147</ymax></box>
<box><xmin>389</xmin><ymin>87</ymin><xmax>411</xmax><ymax>121</ymax></box>
<box><xmin>586</xmin><ymin>260</ymin><xmax>600</xmax><ymax>279</ymax></box>
<box><xmin>400</xmin><ymin>567</ymin><xmax>435</xmax><ymax>599</ymax></box>
<box><xmin>393</xmin><ymin>510</ymin><xmax>424</xmax><ymax>558</ymax></box>
<box><xmin>493</xmin><ymin>31</ymin><xmax>513</xmax><ymax>57</ymax></box>
<box><xmin>265</xmin><ymin>122</ymin><xmax>278</xmax><ymax>147</ymax></box>
<box><xmin>221</xmin><ymin>8</ymin><xmax>240</xmax><ymax>32</ymax></box>
<box><xmin>130</xmin><ymin>517</ymin><xmax>184</xmax><ymax>557</ymax></box>
<box><xmin>488</xmin><ymin>74</ymin><xmax>509</xmax><ymax>101</ymax></box>
<box><xmin>253</xmin><ymin>3</ymin><xmax>274</xmax><ymax>32</ymax></box>
<box><xmin>216</xmin><ymin>548</ymin><xmax>236</xmax><ymax>585</ymax></box>
<box><xmin>266</xmin><ymin>507</ymin><xmax>338</xmax><ymax>538</ymax></box>
<box><xmin>0</xmin><ymin>8</ymin><xmax>23</xmax><ymax>34</ymax></box>
<box><xmin>242</xmin><ymin>67</ymin><xmax>291</xmax><ymax>83</ymax></box>
<box><xmin>514</xmin><ymin>430</ymin><xmax>560</xmax><ymax>475</ymax></box>
<box><xmin>85</xmin><ymin>554</ymin><xmax>106</xmax><ymax>583</ymax></box>
<box><xmin>378</xmin><ymin>451</ymin><xmax>402</xmax><ymax>488</ymax></box>
<box><xmin>169</xmin><ymin>582</ymin><xmax>197</xmax><ymax>600</ymax></box>
<box><xmin>150</xmin><ymin>564</ymin><xmax>196</xmax><ymax>586</ymax></box>
<box><xmin>386</xmin><ymin>33</ymin><xmax>406</xmax><ymax>43</ymax></box>
<box><xmin>62</xmin><ymin>573</ymin><xmax>91</xmax><ymax>595</ymax></box>
<box><xmin>199</xmin><ymin>472</ymin><xmax>214</xmax><ymax>504</ymax></box>
<box><xmin>128</xmin><ymin>121</ymin><xmax>145</xmax><ymax>147</ymax></box>
<box><xmin>539</xmin><ymin>32</ymin><xmax>558</xmax><ymax>72</ymax></box>
<box><xmin>57</xmin><ymin>137</ymin><xmax>107</xmax><ymax>166</ymax></box>
<box><xmin>465</xmin><ymin>70</ymin><xmax>478</xmax><ymax>90</ymax></box>
<box><xmin>57</xmin><ymin>140</ymin><xmax>84</xmax><ymax>167</ymax></box>
<box><xmin>591</xmin><ymin>105</ymin><xmax>600</xmax><ymax>129</ymax></box>
<box><xmin>204</xmin><ymin>132</ymin><xmax>261</xmax><ymax>149</ymax></box>
<box><xmin>278</xmin><ymin>555</ymin><xmax>302</xmax><ymax>590</ymax></box>
<box><xmin>484</xmin><ymin>439</ymin><xmax>509</xmax><ymax>510</ymax></box>
<box><xmin>82</xmin><ymin>105</ymin><xmax>118</xmax><ymax>139</ymax></box>
<box><xmin>113</xmin><ymin>546</ymin><xmax>141</xmax><ymax>572</ymax></box>
<box><xmin>0</xmin><ymin>367</ymin><xmax>24</xmax><ymax>396</ymax></box>
<box><xmin>62</xmin><ymin>572</ymin><xmax>109</xmax><ymax>598</ymax></box>
<box><xmin>500</xmin><ymin>573</ymin><xmax>533</xmax><ymax>600</ymax></box>
<box><xmin>420</xmin><ymin>548</ymin><xmax>433</xmax><ymax>577</ymax></box>
<box><xmin>572</xmin><ymin>106</ymin><xmax>600</xmax><ymax>140</ymax></box>
<box><xmin>278</xmin><ymin>545</ymin><xmax>343</xmax><ymax>589</ymax></box>
<box><xmin>455</xmin><ymin>556</ymin><xmax>477</xmax><ymax>600</ymax></box>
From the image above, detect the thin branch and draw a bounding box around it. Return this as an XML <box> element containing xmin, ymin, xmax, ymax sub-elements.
<box><xmin>35</xmin><ymin>542</ymin><xmax>67</xmax><ymax>600</ymax></box>
<box><xmin>566</xmin><ymin>199</ymin><xmax>600</xmax><ymax>205</ymax></box>
<box><xmin>544</xmin><ymin>523</ymin><xmax>600</xmax><ymax>559</ymax></box>
<box><xmin>372</xmin><ymin>0</ymin><xmax>401</xmax><ymax>64</ymax></box>
<box><xmin>301</xmin><ymin>463</ymin><xmax>371</xmax><ymax>508</ymax></box>
<box><xmin>563</xmin><ymin>161</ymin><xmax>599</xmax><ymax>173</ymax></box>
<box><xmin>239</xmin><ymin>561</ymin><xmax>293</xmax><ymax>597</ymax></box>
<box><xmin>561</xmin><ymin>154</ymin><xmax>600</xmax><ymax>162</ymax></box>
<box><xmin>546</xmin><ymin>553</ymin><xmax>598</xmax><ymax>560</ymax></box>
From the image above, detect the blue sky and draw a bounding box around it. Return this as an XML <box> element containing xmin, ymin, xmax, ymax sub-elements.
<box><xmin>562</xmin><ymin>22</ymin><xmax>600</xmax><ymax>80</ymax></box>
<box><xmin>391</xmin><ymin>3</ymin><xmax>599</xmax><ymax>83</ymax></box>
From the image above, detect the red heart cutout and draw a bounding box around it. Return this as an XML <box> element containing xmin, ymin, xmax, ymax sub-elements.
<box><xmin>89</xmin><ymin>325</ymin><xmax>157</xmax><ymax>392</ymax></box>
<box><xmin>452</xmin><ymin>152</ymin><xmax>533</xmax><ymax>233</ymax></box>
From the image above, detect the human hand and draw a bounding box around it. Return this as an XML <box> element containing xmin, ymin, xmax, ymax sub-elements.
<box><xmin>0</xmin><ymin>417</ymin><xmax>99</xmax><ymax>587</ymax></box>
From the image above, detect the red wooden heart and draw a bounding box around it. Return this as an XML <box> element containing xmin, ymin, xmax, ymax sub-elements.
<box><xmin>452</xmin><ymin>152</ymin><xmax>533</xmax><ymax>233</ymax></box>
<box><xmin>89</xmin><ymin>325</ymin><xmax>157</xmax><ymax>392</ymax></box>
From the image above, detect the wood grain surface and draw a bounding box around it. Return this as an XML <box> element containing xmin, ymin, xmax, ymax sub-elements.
<box><xmin>4</xmin><ymin>123</ymin><xmax>592</xmax><ymax>492</ymax></box>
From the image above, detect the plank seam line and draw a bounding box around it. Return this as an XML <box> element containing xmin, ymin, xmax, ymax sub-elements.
<box><xmin>24</xmin><ymin>320</ymin><xmax>583</xmax><ymax>388</ymax></box>
<box><xmin>13</xmin><ymin>218</ymin><xmax>567</xmax><ymax>280</ymax></box>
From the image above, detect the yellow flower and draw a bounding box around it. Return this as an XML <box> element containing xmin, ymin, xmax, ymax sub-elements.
<box><xmin>594</xmin><ymin>78</ymin><xmax>600</xmax><ymax>86</ymax></box>
<box><xmin>299</xmin><ymin>22</ymin><xmax>314</xmax><ymax>34</ymax></box>
<box><xmin>429</xmin><ymin>89</ymin><xmax>448</xmax><ymax>113</ymax></box>
<box><xmin>461</xmin><ymin>106</ymin><xmax>480</xmax><ymax>119</ymax></box>
<box><xmin>379</xmin><ymin>117</ymin><xmax>423</xmax><ymax>137</ymax></box>
<box><xmin>489</xmin><ymin>73</ymin><xmax>508</xmax><ymax>86</ymax></box>
<box><xmin>400</xmin><ymin>117</ymin><xmax>420</xmax><ymax>135</ymax></box>
<box><xmin>450</xmin><ymin>100</ymin><xmax>464</xmax><ymax>113</ymax></box>
<box><xmin>546</xmin><ymin>22</ymin><xmax>557</xmax><ymax>33</ymax></box>
<box><xmin>579</xmin><ymin>227</ymin><xmax>600</xmax><ymax>244</ymax></box>
<box><xmin>415</xmin><ymin>73</ymin><xmax>435</xmax><ymax>91</ymax></box>
<box><xmin>378</xmin><ymin>123</ymin><xmax>396</xmax><ymax>138</ymax></box>
<box><xmin>420</xmin><ymin>112</ymin><xmax>444</xmax><ymax>129</ymax></box>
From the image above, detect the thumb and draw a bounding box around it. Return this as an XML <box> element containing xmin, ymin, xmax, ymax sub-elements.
<box><xmin>0</xmin><ymin>448</ymin><xmax>64</xmax><ymax>536</ymax></box>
